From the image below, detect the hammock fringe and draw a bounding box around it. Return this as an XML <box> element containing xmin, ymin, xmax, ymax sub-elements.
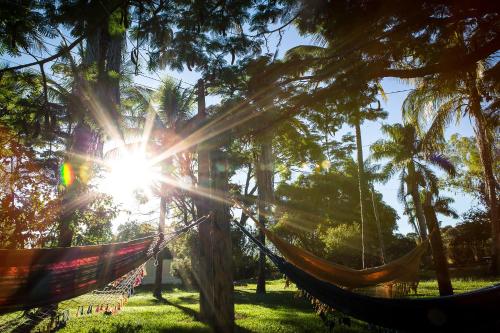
<box><xmin>0</xmin><ymin>215</ymin><xmax>210</xmax><ymax>332</ymax></box>
<box><xmin>233</xmin><ymin>219</ymin><xmax>500</xmax><ymax>332</ymax></box>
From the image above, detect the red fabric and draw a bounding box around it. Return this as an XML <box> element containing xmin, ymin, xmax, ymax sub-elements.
<box><xmin>0</xmin><ymin>237</ymin><xmax>154</xmax><ymax>314</ymax></box>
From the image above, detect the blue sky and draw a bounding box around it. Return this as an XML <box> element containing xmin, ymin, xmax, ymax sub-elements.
<box><xmin>0</xmin><ymin>25</ymin><xmax>478</xmax><ymax>235</ymax></box>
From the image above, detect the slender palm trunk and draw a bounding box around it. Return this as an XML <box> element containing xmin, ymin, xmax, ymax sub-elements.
<box><xmin>354</xmin><ymin>119</ymin><xmax>367</xmax><ymax>268</ymax></box>
<box><xmin>407</xmin><ymin>162</ymin><xmax>428</xmax><ymax>241</ymax></box>
<box><xmin>153</xmin><ymin>195</ymin><xmax>167</xmax><ymax>298</ymax></box>
<box><xmin>371</xmin><ymin>185</ymin><xmax>386</xmax><ymax>264</ymax></box>
<box><xmin>423</xmin><ymin>193</ymin><xmax>453</xmax><ymax>296</ymax></box>
<box><xmin>255</xmin><ymin>132</ymin><xmax>273</xmax><ymax>293</ymax></box>
<box><xmin>467</xmin><ymin>73</ymin><xmax>499</xmax><ymax>275</ymax></box>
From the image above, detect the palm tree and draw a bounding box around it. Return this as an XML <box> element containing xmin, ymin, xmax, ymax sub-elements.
<box><xmin>119</xmin><ymin>79</ymin><xmax>195</xmax><ymax>298</ymax></box>
<box><xmin>372</xmin><ymin>124</ymin><xmax>425</xmax><ymax>241</ymax></box>
<box><xmin>152</xmin><ymin>80</ymin><xmax>194</xmax><ymax>298</ymax></box>
<box><xmin>371</xmin><ymin>123</ymin><xmax>457</xmax><ymax>295</ymax></box>
<box><xmin>371</xmin><ymin>124</ymin><xmax>456</xmax><ymax>240</ymax></box>
<box><xmin>403</xmin><ymin>191</ymin><xmax>457</xmax><ymax>296</ymax></box>
<box><xmin>254</xmin><ymin>130</ymin><xmax>274</xmax><ymax>294</ymax></box>
<box><xmin>349</xmin><ymin>104</ymin><xmax>387</xmax><ymax>268</ymax></box>
<box><xmin>423</xmin><ymin>192</ymin><xmax>458</xmax><ymax>296</ymax></box>
<box><xmin>402</xmin><ymin>65</ymin><xmax>499</xmax><ymax>273</ymax></box>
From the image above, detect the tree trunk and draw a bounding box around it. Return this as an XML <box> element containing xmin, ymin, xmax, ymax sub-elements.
<box><xmin>153</xmin><ymin>195</ymin><xmax>167</xmax><ymax>299</ymax></box>
<box><xmin>407</xmin><ymin>162</ymin><xmax>428</xmax><ymax>241</ymax></box>
<box><xmin>196</xmin><ymin>79</ymin><xmax>214</xmax><ymax>322</ymax></box>
<box><xmin>210</xmin><ymin>150</ymin><xmax>234</xmax><ymax>333</ymax></box>
<box><xmin>423</xmin><ymin>193</ymin><xmax>453</xmax><ymax>296</ymax></box>
<box><xmin>57</xmin><ymin>11</ymin><xmax>124</xmax><ymax>247</ymax></box>
<box><xmin>354</xmin><ymin>118</ymin><xmax>368</xmax><ymax>268</ymax></box>
<box><xmin>255</xmin><ymin>131</ymin><xmax>273</xmax><ymax>293</ymax></box>
<box><xmin>57</xmin><ymin>122</ymin><xmax>93</xmax><ymax>247</ymax></box>
<box><xmin>467</xmin><ymin>72</ymin><xmax>499</xmax><ymax>275</ymax></box>
<box><xmin>83</xmin><ymin>12</ymin><xmax>124</xmax><ymax>139</ymax></box>
<box><xmin>371</xmin><ymin>185</ymin><xmax>386</xmax><ymax>264</ymax></box>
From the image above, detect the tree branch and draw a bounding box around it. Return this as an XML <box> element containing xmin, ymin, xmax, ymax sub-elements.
<box><xmin>374</xmin><ymin>37</ymin><xmax>500</xmax><ymax>79</ymax></box>
<box><xmin>0</xmin><ymin>0</ymin><xmax>128</xmax><ymax>74</ymax></box>
<box><xmin>0</xmin><ymin>36</ymin><xmax>85</xmax><ymax>74</ymax></box>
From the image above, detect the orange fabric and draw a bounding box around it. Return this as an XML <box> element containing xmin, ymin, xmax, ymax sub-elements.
<box><xmin>264</xmin><ymin>229</ymin><xmax>426</xmax><ymax>288</ymax></box>
<box><xmin>233</xmin><ymin>200</ymin><xmax>425</xmax><ymax>289</ymax></box>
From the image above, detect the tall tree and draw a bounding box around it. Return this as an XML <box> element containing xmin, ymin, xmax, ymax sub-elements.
<box><xmin>423</xmin><ymin>192</ymin><xmax>457</xmax><ymax>296</ymax></box>
<box><xmin>254</xmin><ymin>131</ymin><xmax>273</xmax><ymax>293</ymax></box>
<box><xmin>348</xmin><ymin>102</ymin><xmax>387</xmax><ymax>268</ymax></box>
<box><xmin>275</xmin><ymin>158</ymin><xmax>398</xmax><ymax>268</ymax></box>
<box><xmin>210</xmin><ymin>149</ymin><xmax>234</xmax><ymax>333</ymax></box>
<box><xmin>279</xmin><ymin>0</ymin><xmax>499</xmax><ymax>272</ymax></box>
<box><xmin>118</xmin><ymin>78</ymin><xmax>195</xmax><ymax>298</ymax></box>
<box><xmin>371</xmin><ymin>124</ymin><xmax>431</xmax><ymax>240</ymax></box>
<box><xmin>153</xmin><ymin>79</ymin><xmax>194</xmax><ymax>298</ymax></box>
<box><xmin>403</xmin><ymin>69</ymin><xmax>499</xmax><ymax>273</ymax></box>
<box><xmin>371</xmin><ymin>123</ymin><xmax>456</xmax><ymax>292</ymax></box>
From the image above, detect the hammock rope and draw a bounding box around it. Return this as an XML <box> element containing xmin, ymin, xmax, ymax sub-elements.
<box><xmin>0</xmin><ymin>214</ymin><xmax>210</xmax><ymax>332</ymax></box>
<box><xmin>233</xmin><ymin>220</ymin><xmax>500</xmax><ymax>331</ymax></box>
<box><xmin>233</xmin><ymin>199</ymin><xmax>425</xmax><ymax>289</ymax></box>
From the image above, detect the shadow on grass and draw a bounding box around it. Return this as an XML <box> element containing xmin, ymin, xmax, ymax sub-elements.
<box><xmin>177</xmin><ymin>295</ymin><xmax>199</xmax><ymax>304</ymax></box>
<box><xmin>88</xmin><ymin>323</ymin><xmax>210</xmax><ymax>333</ymax></box>
<box><xmin>153</xmin><ymin>297</ymin><xmax>253</xmax><ymax>333</ymax></box>
<box><xmin>88</xmin><ymin>323</ymin><xmax>143</xmax><ymax>333</ymax></box>
<box><xmin>234</xmin><ymin>289</ymin><xmax>310</xmax><ymax>310</ymax></box>
<box><xmin>135</xmin><ymin>285</ymin><xmax>177</xmax><ymax>293</ymax></box>
<box><xmin>154</xmin><ymin>296</ymin><xmax>202</xmax><ymax>322</ymax></box>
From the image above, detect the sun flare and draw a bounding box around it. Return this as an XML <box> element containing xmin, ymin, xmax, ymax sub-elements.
<box><xmin>100</xmin><ymin>151</ymin><xmax>161</xmax><ymax>201</ymax></box>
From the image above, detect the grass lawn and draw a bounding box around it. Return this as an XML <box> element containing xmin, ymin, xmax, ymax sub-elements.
<box><xmin>58</xmin><ymin>278</ymin><xmax>499</xmax><ymax>333</ymax></box>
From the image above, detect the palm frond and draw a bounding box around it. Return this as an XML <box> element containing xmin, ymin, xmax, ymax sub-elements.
<box><xmin>397</xmin><ymin>169</ymin><xmax>407</xmax><ymax>203</ymax></box>
<box><xmin>433</xmin><ymin>196</ymin><xmax>459</xmax><ymax>219</ymax></box>
<box><xmin>427</xmin><ymin>153</ymin><xmax>456</xmax><ymax>177</ymax></box>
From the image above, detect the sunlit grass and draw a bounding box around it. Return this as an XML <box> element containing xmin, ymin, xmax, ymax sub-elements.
<box><xmin>415</xmin><ymin>278</ymin><xmax>500</xmax><ymax>297</ymax></box>
<box><xmin>58</xmin><ymin>278</ymin><xmax>499</xmax><ymax>333</ymax></box>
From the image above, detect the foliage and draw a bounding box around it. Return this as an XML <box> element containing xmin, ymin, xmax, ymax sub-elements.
<box><xmin>116</xmin><ymin>220</ymin><xmax>156</xmax><ymax>242</ymax></box>
<box><xmin>445</xmin><ymin>134</ymin><xmax>500</xmax><ymax>205</ymax></box>
<box><xmin>0</xmin><ymin>0</ymin><xmax>56</xmax><ymax>56</ymax></box>
<box><xmin>275</xmin><ymin>162</ymin><xmax>398</xmax><ymax>268</ymax></box>
<box><xmin>384</xmin><ymin>233</ymin><xmax>419</xmax><ymax>262</ymax></box>
<box><xmin>169</xmin><ymin>231</ymin><xmax>199</xmax><ymax>289</ymax></box>
<box><xmin>72</xmin><ymin>193</ymin><xmax>118</xmax><ymax>246</ymax></box>
<box><xmin>371</xmin><ymin>123</ymin><xmax>456</xmax><ymax>235</ymax></box>
<box><xmin>320</xmin><ymin>223</ymin><xmax>362</xmax><ymax>267</ymax></box>
<box><xmin>442</xmin><ymin>209</ymin><xmax>491</xmax><ymax>266</ymax></box>
<box><xmin>0</xmin><ymin>126</ymin><xmax>59</xmax><ymax>248</ymax></box>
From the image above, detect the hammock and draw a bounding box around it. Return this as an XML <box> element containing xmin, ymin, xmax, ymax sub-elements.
<box><xmin>264</xmin><ymin>229</ymin><xmax>425</xmax><ymax>288</ymax></box>
<box><xmin>234</xmin><ymin>201</ymin><xmax>425</xmax><ymax>288</ymax></box>
<box><xmin>235</xmin><ymin>220</ymin><xmax>500</xmax><ymax>331</ymax></box>
<box><xmin>0</xmin><ymin>236</ymin><xmax>156</xmax><ymax>314</ymax></box>
<box><xmin>0</xmin><ymin>215</ymin><xmax>209</xmax><ymax>314</ymax></box>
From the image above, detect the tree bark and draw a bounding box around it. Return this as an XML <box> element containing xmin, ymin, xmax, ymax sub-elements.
<box><xmin>407</xmin><ymin>162</ymin><xmax>428</xmax><ymax>241</ymax></box>
<box><xmin>57</xmin><ymin>11</ymin><xmax>124</xmax><ymax>248</ymax></box>
<box><xmin>57</xmin><ymin>122</ymin><xmax>92</xmax><ymax>247</ymax></box>
<box><xmin>196</xmin><ymin>79</ymin><xmax>214</xmax><ymax>321</ymax></box>
<box><xmin>371</xmin><ymin>185</ymin><xmax>386</xmax><ymax>264</ymax></box>
<box><xmin>423</xmin><ymin>193</ymin><xmax>453</xmax><ymax>296</ymax></box>
<box><xmin>255</xmin><ymin>131</ymin><xmax>274</xmax><ymax>293</ymax></box>
<box><xmin>210</xmin><ymin>150</ymin><xmax>234</xmax><ymax>333</ymax></box>
<box><xmin>467</xmin><ymin>72</ymin><xmax>499</xmax><ymax>275</ymax></box>
<box><xmin>354</xmin><ymin>118</ymin><xmax>368</xmax><ymax>268</ymax></box>
<box><xmin>153</xmin><ymin>195</ymin><xmax>167</xmax><ymax>299</ymax></box>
